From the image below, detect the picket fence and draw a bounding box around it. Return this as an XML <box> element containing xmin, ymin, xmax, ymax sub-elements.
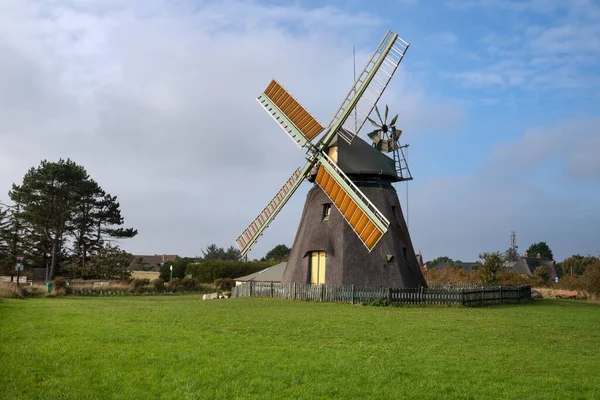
<box><xmin>231</xmin><ymin>281</ymin><xmax>532</xmax><ymax>306</ymax></box>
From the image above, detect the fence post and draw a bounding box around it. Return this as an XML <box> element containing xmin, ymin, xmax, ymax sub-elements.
<box><xmin>320</xmin><ymin>285</ymin><xmax>324</xmax><ymax>302</ymax></box>
<box><xmin>420</xmin><ymin>286</ymin><xmax>424</xmax><ymax>303</ymax></box>
<box><xmin>293</xmin><ymin>282</ymin><xmax>296</xmax><ymax>300</ymax></box>
<box><xmin>500</xmin><ymin>286</ymin><xmax>503</xmax><ymax>303</ymax></box>
<box><xmin>270</xmin><ymin>282</ymin><xmax>273</xmax><ymax>298</ymax></box>
<box><xmin>351</xmin><ymin>285</ymin><xmax>355</xmax><ymax>304</ymax></box>
<box><xmin>518</xmin><ymin>285</ymin><xmax>521</xmax><ymax>301</ymax></box>
<box><xmin>387</xmin><ymin>287</ymin><xmax>392</xmax><ymax>304</ymax></box>
<box><xmin>249</xmin><ymin>281</ymin><xmax>253</xmax><ymax>297</ymax></box>
<box><xmin>460</xmin><ymin>289</ymin><xmax>465</xmax><ymax>306</ymax></box>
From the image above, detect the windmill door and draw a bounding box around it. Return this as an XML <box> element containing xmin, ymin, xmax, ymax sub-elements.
<box><xmin>310</xmin><ymin>251</ymin><xmax>327</xmax><ymax>285</ymax></box>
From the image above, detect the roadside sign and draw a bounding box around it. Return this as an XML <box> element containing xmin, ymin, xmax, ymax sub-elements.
<box><xmin>15</xmin><ymin>263</ymin><xmax>24</xmax><ymax>271</ymax></box>
<box><xmin>555</xmin><ymin>276</ymin><xmax>559</xmax><ymax>283</ymax></box>
<box><xmin>15</xmin><ymin>255</ymin><xmax>26</xmax><ymax>262</ymax></box>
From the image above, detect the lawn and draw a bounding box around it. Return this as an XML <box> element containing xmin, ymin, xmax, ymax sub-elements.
<box><xmin>1</xmin><ymin>296</ymin><xmax>599</xmax><ymax>400</ymax></box>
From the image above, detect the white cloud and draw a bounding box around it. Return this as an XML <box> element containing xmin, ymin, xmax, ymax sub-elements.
<box><xmin>0</xmin><ymin>0</ymin><xmax>462</xmax><ymax>259</ymax></box>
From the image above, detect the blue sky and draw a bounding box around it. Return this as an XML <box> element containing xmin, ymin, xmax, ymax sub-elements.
<box><xmin>0</xmin><ymin>0</ymin><xmax>598</xmax><ymax>262</ymax></box>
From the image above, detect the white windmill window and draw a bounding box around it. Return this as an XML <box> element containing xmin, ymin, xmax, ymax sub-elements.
<box><xmin>322</xmin><ymin>203</ymin><xmax>331</xmax><ymax>221</ymax></box>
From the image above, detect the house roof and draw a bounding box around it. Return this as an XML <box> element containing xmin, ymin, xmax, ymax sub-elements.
<box><xmin>235</xmin><ymin>262</ymin><xmax>287</xmax><ymax>283</ymax></box>
<box><xmin>130</xmin><ymin>254</ymin><xmax>178</xmax><ymax>265</ymax></box>
<box><xmin>511</xmin><ymin>257</ymin><xmax>557</xmax><ymax>277</ymax></box>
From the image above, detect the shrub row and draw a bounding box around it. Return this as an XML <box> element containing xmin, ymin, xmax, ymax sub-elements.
<box><xmin>187</xmin><ymin>260</ymin><xmax>275</xmax><ymax>283</ymax></box>
<box><xmin>424</xmin><ymin>262</ymin><xmax>600</xmax><ymax>296</ymax></box>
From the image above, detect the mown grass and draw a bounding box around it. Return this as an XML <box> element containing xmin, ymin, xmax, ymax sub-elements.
<box><xmin>1</xmin><ymin>296</ymin><xmax>599</xmax><ymax>399</ymax></box>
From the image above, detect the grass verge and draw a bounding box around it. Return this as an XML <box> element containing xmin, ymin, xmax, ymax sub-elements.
<box><xmin>1</xmin><ymin>296</ymin><xmax>599</xmax><ymax>399</ymax></box>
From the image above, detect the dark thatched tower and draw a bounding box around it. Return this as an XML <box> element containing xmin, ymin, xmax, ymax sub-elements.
<box><xmin>281</xmin><ymin>135</ymin><xmax>427</xmax><ymax>288</ymax></box>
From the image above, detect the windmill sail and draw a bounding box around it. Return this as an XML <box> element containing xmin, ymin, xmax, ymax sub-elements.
<box><xmin>258</xmin><ymin>79</ymin><xmax>324</xmax><ymax>148</ymax></box>
<box><xmin>314</xmin><ymin>153</ymin><xmax>390</xmax><ymax>250</ymax></box>
<box><xmin>236</xmin><ymin>166</ymin><xmax>308</xmax><ymax>257</ymax></box>
<box><xmin>324</xmin><ymin>31</ymin><xmax>409</xmax><ymax>145</ymax></box>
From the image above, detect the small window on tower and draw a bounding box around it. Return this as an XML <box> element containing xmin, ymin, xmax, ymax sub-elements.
<box><xmin>322</xmin><ymin>203</ymin><xmax>331</xmax><ymax>221</ymax></box>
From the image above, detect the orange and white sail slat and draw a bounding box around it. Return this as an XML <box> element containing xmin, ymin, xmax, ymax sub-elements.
<box><xmin>263</xmin><ymin>80</ymin><xmax>323</xmax><ymax>141</ymax></box>
<box><xmin>313</xmin><ymin>156</ymin><xmax>389</xmax><ymax>251</ymax></box>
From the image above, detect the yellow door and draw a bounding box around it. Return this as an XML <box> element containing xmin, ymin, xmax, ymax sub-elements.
<box><xmin>310</xmin><ymin>251</ymin><xmax>326</xmax><ymax>285</ymax></box>
<box><xmin>318</xmin><ymin>252</ymin><xmax>326</xmax><ymax>284</ymax></box>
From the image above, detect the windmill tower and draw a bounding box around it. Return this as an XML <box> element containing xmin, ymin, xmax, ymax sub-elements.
<box><xmin>235</xmin><ymin>30</ymin><xmax>426</xmax><ymax>288</ymax></box>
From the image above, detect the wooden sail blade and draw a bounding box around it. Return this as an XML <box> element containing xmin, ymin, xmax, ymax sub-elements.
<box><xmin>258</xmin><ymin>79</ymin><xmax>324</xmax><ymax>148</ymax></box>
<box><xmin>236</xmin><ymin>166</ymin><xmax>307</xmax><ymax>257</ymax></box>
<box><xmin>321</xmin><ymin>31</ymin><xmax>409</xmax><ymax>146</ymax></box>
<box><xmin>313</xmin><ymin>153</ymin><xmax>389</xmax><ymax>251</ymax></box>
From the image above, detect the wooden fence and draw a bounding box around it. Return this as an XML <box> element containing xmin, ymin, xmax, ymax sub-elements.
<box><xmin>231</xmin><ymin>282</ymin><xmax>532</xmax><ymax>306</ymax></box>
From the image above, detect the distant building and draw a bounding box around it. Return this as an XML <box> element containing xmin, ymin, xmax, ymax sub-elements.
<box><xmin>129</xmin><ymin>254</ymin><xmax>179</xmax><ymax>270</ymax></box>
<box><xmin>510</xmin><ymin>255</ymin><xmax>557</xmax><ymax>279</ymax></box>
<box><xmin>234</xmin><ymin>262</ymin><xmax>287</xmax><ymax>286</ymax></box>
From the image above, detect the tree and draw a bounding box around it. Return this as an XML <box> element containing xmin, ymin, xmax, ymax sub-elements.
<box><xmin>560</xmin><ymin>255</ymin><xmax>598</xmax><ymax>276</ymax></box>
<box><xmin>128</xmin><ymin>256</ymin><xmax>146</xmax><ymax>271</ymax></box>
<box><xmin>532</xmin><ymin>266</ymin><xmax>550</xmax><ymax>286</ymax></box>
<box><xmin>0</xmin><ymin>203</ymin><xmax>10</xmax><ymax>259</ymax></box>
<box><xmin>504</xmin><ymin>246</ymin><xmax>519</xmax><ymax>263</ymax></box>
<box><xmin>70</xmin><ymin>177</ymin><xmax>137</xmax><ymax>272</ymax></box>
<box><xmin>525</xmin><ymin>242</ymin><xmax>553</xmax><ymax>260</ymax></box>
<box><xmin>200</xmin><ymin>244</ymin><xmax>241</xmax><ymax>261</ymax></box>
<box><xmin>201</xmin><ymin>244</ymin><xmax>225</xmax><ymax>260</ymax></box>
<box><xmin>9</xmin><ymin>159</ymin><xmax>137</xmax><ymax>279</ymax></box>
<box><xmin>224</xmin><ymin>246</ymin><xmax>242</xmax><ymax>261</ymax></box>
<box><xmin>428</xmin><ymin>256</ymin><xmax>454</xmax><ymax>268</ymax></box>
<box><xmin>86</xmin><ymin>244</ymin><xmax>131</xmax><ymax>280</ymax></box>
<box><xmin>62</xmin><ymin>244</ymin><xmax>130</xmax><ymax>279</ymax></box>
<box><xmin>159</xmin><ymin>258</ymin><xmax>188</xmax><ymax>281</ymax></box>
<box><xmin>582</xmin><ymin>259</ymin><xmax>600</xmax><ymax>296</ymax></box>
<box><xmin>9</xmin><ymin>160</ymin><xmax>88</xmax><ymax>279</ymax></box>
<box><xmin>261</xmin><ymin>244</ymin><xmax>291</xmax><ymax>262</ymax></box>
<box><xmin>478</xmin><ymin>252</ymin><xmax>504</xmax><ymax>284</ymax></box>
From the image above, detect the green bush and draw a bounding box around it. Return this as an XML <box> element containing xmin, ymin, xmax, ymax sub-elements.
<box><xmin>363</xmin><ymin>298</ymin><xmax>389</xmax><ymax>307</ymax></box>
<box><xmin>53</xmin><ymin>277</ymin><xmax>67</xmax><ymax>290</ymax></box>
<box><xmin>188</xmin><ymin>260</ymin><xmax>274</xmax><ymax>283</ymax></box>
<box><xmin>583</xmin><ymin>262</ymin><xmax>600</xmax><ymax>296</ymax></box>
<box><xmin>152</xmin><ymin>278</ymin><xmax>165</xmax><ymax>291</ymax></box>
<box><xmin>165</xmin><ymin>278</ymin><xmax>200</xmax><ymax>292</ymax></box>
<box><xmin>213</xmin><ymin>278</ymin><xmax>236</xmax><ymax>291</ymax></box>
<box><xmin>532</xmin><ymin>266</ymin><xmax>550</xmax><ymax>286</ymax></box>
<box><xmin>159</xmin><ymin>258</ymin><xmax>194</xmax><ymax>282</ymax></box>
<box><xmin>129</xmin><ymin>278</ymin><xmax>150</xmax><ymax>292</ymax></box>
<box><xmin>182</xmin><ymin>278</ymin><xmax>199</xmax><ymax>291</ymax></box>
<box><xmin>166</xmin><ymin>278</ymin><xmax>183</xmax><ymax>292</ymax></box>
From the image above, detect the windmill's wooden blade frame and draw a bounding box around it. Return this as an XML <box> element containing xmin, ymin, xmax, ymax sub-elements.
<box><xmin>235</xmin><ymin>164</ymin><xmax>311</xmax><ymax>257</ymax></box>
<box><xmin>321</xmin><ymin>31</ymin><xmax>409</xmax><ymax>146</ymax></box>
<box><xmin>314</xmin><ymin>153</ymin><xmax>390</xmax><ymax>251</ymax></box>
<box><xmin>258</xmin><ymin>80</ymin><xmax>324</xmax><ymax>149</ymax></box>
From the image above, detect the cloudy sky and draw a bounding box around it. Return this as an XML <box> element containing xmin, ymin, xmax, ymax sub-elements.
<box><xmin>1</xmin><ymin>0</ymin><xmax>599</xmax><ymax>262</ymax></box>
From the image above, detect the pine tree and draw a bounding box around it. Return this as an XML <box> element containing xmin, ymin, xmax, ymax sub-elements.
<box><xmin>9</xmin><ymin>159</ymin><xmax>137</xmax><ymax>280</ymax></box>
<box><xmin>70</xmin><ymin>178</ymin><xmax>137</xmax><ymax>272</ymax></box>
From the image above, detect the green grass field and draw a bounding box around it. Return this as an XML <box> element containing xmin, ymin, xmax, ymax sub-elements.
<box><xmin>1</xmin><ymin>296</ymin><xmax>599</xmax><ymax>399</ymax></box>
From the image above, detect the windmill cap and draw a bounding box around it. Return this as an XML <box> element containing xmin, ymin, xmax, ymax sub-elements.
<box><xmin>328</xmin><ymin>133</ymin><xmax>398</xmax><ymax>180</ymax></box>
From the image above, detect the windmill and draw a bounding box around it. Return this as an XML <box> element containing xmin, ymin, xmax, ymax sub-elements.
<box><xmin>235</xmin><ymin>30</ymin><xmax>426</xmax><ymax>288</ymax></box>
